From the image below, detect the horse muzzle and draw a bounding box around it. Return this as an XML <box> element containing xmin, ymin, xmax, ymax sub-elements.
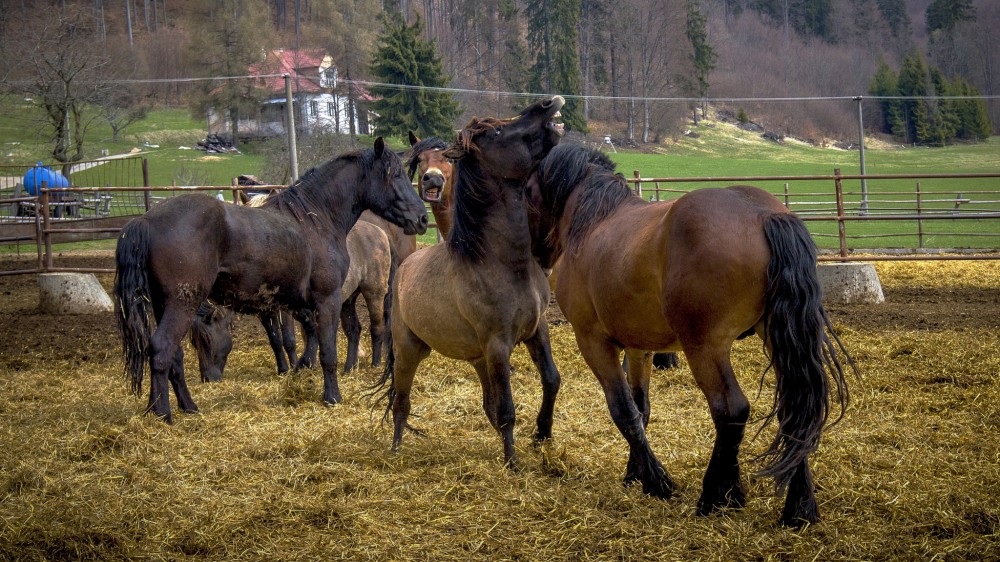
<box><xmin>421</xmin><ymin>173</ymin><xmax>446</xmax><ymax>203</ymax></box>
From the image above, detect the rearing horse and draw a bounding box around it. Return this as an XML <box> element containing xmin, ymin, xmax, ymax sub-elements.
<box><xmin>525</xmin><ymin>143</ymin><xmax>855</xmax><ymax>526</ymax></box>
<box><xmin>114</xmin><ymin>138</ymin><xmax>428</xmax><ymax>422</ymax></box>
<box><xmin>380</xmin><ymin>96</ymin><xmax>565</xmax><ymax>469</ymax></box>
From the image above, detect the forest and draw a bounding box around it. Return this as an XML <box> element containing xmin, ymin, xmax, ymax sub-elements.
<box><xmin>0</xmin><ymin>0</ymin><xmax>996</xmax><ymax>156</ymax></box>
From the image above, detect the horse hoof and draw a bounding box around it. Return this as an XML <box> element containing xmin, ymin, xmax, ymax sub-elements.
<box><xmin>696</xmin><ymin>482</ymin><xmax>747</xmax><ymax>516</ymax></box>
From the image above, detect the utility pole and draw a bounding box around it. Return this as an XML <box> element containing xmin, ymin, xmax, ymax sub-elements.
<box><xmin>854</xmin><ymin>96</ymin><xmax>869</xmax><ymax>215</ymax></box>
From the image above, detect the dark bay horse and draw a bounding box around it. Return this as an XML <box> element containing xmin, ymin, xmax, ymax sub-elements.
<box><xmin>190</xmin><ymin>219</ymin><xmax>395</xmax><ymax>379</ymax></box>
<box><xmin>114</xmin><ymin>138</ymin><xmax>428</xmax><ymax>422</ymax></box>
<box><xmin>525</xmin><ymin>143</ymin><xmax>855</xmax><ymax>527</ymax></box>
<box><xmin>407</xmin><ymin>132</ymin><xmax>455</xmax><ymax>239</ymax></box>
<box><xmin>381</xmin><ymin>96</ymin><xmax>566</xmax><ymax>468</ymax></box>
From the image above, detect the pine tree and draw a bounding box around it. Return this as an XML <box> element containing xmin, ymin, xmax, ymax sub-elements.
<box><xmin>368</xmin><ymin>12</ymin><xmax>460</xmax><ymax>139</ymax></box>
<box><xmin>895</xmin><ymin>52</ymin><xmax>930</xmax><ymax>144</ymax></box>
<box><xmin>686</xmin><ymin>0</ymin><xmax>717</xmax><ymax>124</ymax></box>
<box><xmin>869</xmin><ymin>58</ymin><xmax>900</xmax><ymax>135</ymax></box>
<box><xmin>525</xmin><ymin>0</ymin><xmax>587</xmax><ymax>132</ymax></box>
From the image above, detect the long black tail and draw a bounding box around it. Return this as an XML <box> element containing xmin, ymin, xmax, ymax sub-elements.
<box><xmin>756</xmin><ymin>213</ymin><xmax>856</xmax><ymax>492</ymax></box>
<box><xmin>113</xmin><ymin>219</ymin><xmax>154</xmax><ymax>395</ymax></box>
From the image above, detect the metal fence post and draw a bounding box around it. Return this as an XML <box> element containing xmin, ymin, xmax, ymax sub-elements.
<box><xmin>41</xmin><ymin>182</ymin><xmax>52</xmax><ymax>272</ymax></box>
<box><xmin>834</xmin><ymin>168</ymin><xmax>848</xmax><ymax>258</ymax></box>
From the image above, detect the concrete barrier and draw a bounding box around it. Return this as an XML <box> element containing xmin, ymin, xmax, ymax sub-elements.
<box><xmin>37</xmin><ymin>272</ymin><xmax>114</xmax><ymax>314</ymax></box>
<box><xmin>817</xmin><ymin>262</ymin><xmax>885</xmax><ymax>305</ymax></box>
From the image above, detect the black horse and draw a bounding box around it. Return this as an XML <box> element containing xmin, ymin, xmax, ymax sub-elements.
<box><xmin>114</xmin><ymin>138</ymin><xmax>427</xmax><ymax>422</ymax></box>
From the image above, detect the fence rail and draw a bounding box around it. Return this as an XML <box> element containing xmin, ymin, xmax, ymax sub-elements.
<box><xmin>1</xmin><ymin>169</ymin><xmax>998</xmax><ymax>276</ymax></box>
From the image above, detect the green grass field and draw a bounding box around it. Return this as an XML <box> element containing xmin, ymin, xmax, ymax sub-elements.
<box><xmin>2</xmin><ymin>104</ymin><xmax>998</xmax><ymax>252</ymax></box>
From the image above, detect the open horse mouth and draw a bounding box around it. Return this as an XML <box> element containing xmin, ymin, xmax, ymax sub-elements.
<box><xmin>420</xmin><ymin>172</ymin><xmax>446</xmax><ymax>203</ymax></box>
<box><xmin>546</xmin><ymin>96</ymin><xmax>566</xmax><ymax>136</ymax></box>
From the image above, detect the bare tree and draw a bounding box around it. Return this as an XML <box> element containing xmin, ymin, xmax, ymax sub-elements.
<box><xmin>6</xmin><ymin>7</ymin><xmax>127</xmax><ymax>164</ymax></box>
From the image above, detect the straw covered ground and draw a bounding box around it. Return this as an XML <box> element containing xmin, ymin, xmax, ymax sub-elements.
<box><xmin>0</xmin><ymin>253</ymin><xmax>997</xmax><ymax>561</ymax></box>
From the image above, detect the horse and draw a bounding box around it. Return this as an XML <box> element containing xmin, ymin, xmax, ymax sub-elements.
<box><xmin>407</xmin><ymin>132</ymin><xmax>455</xmax><ymax>239</ymax></box>
<box><xmin>379</xmin><ymin>96</ymin><xmax>566</xmax><ymax>469</ymax></box>
<box><xmin>241</xmin><ymin>194</ymin><xmax>399</xmax><ymax>375</ymax></box>
<box><xmin>190</xmin><ymin>219</ymin><xmax>395</xmax><ymax>378</ymax></box>
<box><xmin>524</xmin><ymin>143</ymin><xmax>855</xmax><ymax>527</ymax></box>
<box><xmin>113</xmin><ymin>137</ymin><xmax>428</xmax><ymax>422</ymax></box>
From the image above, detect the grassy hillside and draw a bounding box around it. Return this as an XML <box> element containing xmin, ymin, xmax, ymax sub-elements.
<box><xmin>3</xmin><ymin>104</ymin><xmax>997</xmax><ymax>251</ymax></box>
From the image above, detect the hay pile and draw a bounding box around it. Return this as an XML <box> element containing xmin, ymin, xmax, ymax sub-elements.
<box><xmin>0</xmin><ymin>255</ymin><xmax>997</xmax><ymax>560</ymax></box>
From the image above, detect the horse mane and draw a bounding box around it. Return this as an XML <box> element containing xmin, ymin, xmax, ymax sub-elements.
<box><xmin>264</xmin><ymin>147</ymin><xmax>403</xmax><ymax>226</ymax></box>
<box><xmin>405</xmin><ymin>137</ymin><xmax>449</xmax><ymax>180</ymax></box>
<box><xmin>444</xmin><ymin>116</ymin><xmax>515</xmax><ymax>262</ymax></box>
<box><xmin>536</xmin><ymin>143</ymin><xmax>633</xmax><ymax>253</ymax></box>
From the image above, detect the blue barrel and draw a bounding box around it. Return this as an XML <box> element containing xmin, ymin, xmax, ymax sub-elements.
<box><xmin>23</xmin><ymin>162</ymin><xmax>70</xmax><ymax>195</ymax></box>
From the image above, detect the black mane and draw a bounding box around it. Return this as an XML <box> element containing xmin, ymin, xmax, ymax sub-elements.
<box><xmin>264</xmin><ymin>147</ymin><xmax>403</xmax><ymax>226</ymax></box>
<box><xmin>536</xmin><ymin>143</ymin><xmax>633</xmax><ymax>253</ymax></box>
<box><xmin>405</xmin><ymin>137</ymin><xmax>450</xmax><ymax>180</ymax></box>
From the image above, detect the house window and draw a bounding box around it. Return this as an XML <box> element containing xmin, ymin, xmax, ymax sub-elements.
<box><xmin>328</xmin><ymin>102</ymin><xmax>336</xmax><ymax>117</ymax></box>
<box><xmin>310</xmin><ymin>100</ymin><xmax>318</xmax><ymax>117</ymax></box>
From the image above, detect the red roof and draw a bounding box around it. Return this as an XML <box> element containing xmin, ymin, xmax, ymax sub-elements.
<box><xmin>249</xmin><ymin>49</ymin><xmax>328</xmax><ymax>95</ymax></box>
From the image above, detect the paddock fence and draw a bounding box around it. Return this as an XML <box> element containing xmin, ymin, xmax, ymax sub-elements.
<box><xmin>1</xmin><ymin>168</ymin><xmax>998</xmax><ymax>277</ymax></box>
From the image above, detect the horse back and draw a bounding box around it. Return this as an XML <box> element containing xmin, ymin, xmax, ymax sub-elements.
<box><xmin>343</xmin><ymin>220</ymin><xmax>392</xmax><ymax>300</ymax></box>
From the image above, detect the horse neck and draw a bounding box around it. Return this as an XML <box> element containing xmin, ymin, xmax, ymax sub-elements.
<box><xmin>449</xmin><ymin>162</ymin><xmax>533</xmax><ymax>264</ymax></box>
<box><xmin>287</xmin><ymin>164</ymin><xmax>365</xmax><ymax>238</ymax></box>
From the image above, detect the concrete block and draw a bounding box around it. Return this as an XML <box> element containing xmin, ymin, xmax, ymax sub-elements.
<box><xmin>817</xmin><ymin>262</ymin><xmax>885</xmax><ymax>305</ymax></box>
<box><xmin>38</xmin><ymin>272</ymin><xmax>114</xmax><ymax>314</ymax></box>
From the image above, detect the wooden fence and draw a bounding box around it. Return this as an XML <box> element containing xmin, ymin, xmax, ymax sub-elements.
<box><xmin>1</xmin><ymin>169</ymin><xmax>998</xmax><ymax>276</ymax></box>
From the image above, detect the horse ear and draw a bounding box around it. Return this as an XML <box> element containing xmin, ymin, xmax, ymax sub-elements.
<box><xmin>408</xmin><ymin>131</ymin><xmax>419</xmax><ymax>146</ymax></box>
<box><xmin>374</xmin><ymin>136</ymin><xmax>386</xmax><ymax>158</ymax></box>
<box><xmin>441</xmin><ymin>145</ymin><xmax>466</xmax><ymax>160</ymax></box>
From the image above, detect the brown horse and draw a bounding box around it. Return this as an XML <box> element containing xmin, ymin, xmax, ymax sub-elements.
<box><xmin>407</xmin><ymin>132</ymin><xmax>455</xmax><ymax>240</ymax></box>
<box><xmin>525</xmin><ymin>143</ymin><xmax>855</xmax><ymax>527</ymax></box>
<box><xmin>114</xmin><ymin>138</ymin><xmax>427</xmax><ymax>422</ymax></box>
<box><xmin>380</xmin><ymin>96</ymin><xmax>565</xmax><ymax>468</ymax></box>
<box><xmin>191</xmin><ymin>219</ymin><xmax>395</xmax><ymax>379</ymax></box>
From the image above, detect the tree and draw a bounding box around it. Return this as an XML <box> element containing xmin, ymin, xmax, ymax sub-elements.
<box><xmin>686</xmin><ymin>0</ymin><xmax>717</xmax><ymax>124</ymax></box>
<box><xmin>368</xmin><ymin>11</ymin><xmax>460</xmax><ymax>139</ymax></box>
<box><xmin>6</xmin><ymin>7</ymin><xmax>126</xmax><ymax>164</ymax></box>
<box><xmin>525</xmin><ymin>0</ymin><xmax>587</xmax><ymax>132</ymax></box>
<box><xmin>186</xmin><ymin>0</ymin><xmax>276</xmax><ymax>143</ymax></box>
<box><xmin>926</xmin><ymin>0</ymin><xmax>975</xmax><ymax>35</ymax></box>
<box><xmin>869</xmin><ymin>58</ymin><xmax>901</xmax><ymax>135</ymax></box>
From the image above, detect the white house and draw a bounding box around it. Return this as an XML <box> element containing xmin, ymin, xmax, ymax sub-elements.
<box><xmin>208</xmin><ymin>49</ymin><xmax>374</xmax><ymax>139</ymax></box>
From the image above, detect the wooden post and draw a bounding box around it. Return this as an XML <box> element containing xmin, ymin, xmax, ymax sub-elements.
<box><xmin>834</xmin><ymin>168</ymin><xmax>848</xmax><ymax>258</ymax></box>
<box><xmin>232</xmin><ymin>177</ymin><xmax>240</xmax><ymax>204</ymax></box>
<box><xmin>142</xmin><ymin>158</ymin><xmax>151</xmax><ymax>211</ymax></box>
<box><xmin>915</xmin><ymin>182</ymin><xmax>923</xmax><ymax>248</ymax></box>
<box><xmin>633</xmin><ymin>170</ymin><xmax>642</xmax><ymax>198</ymax></box>
<box><xmin>783</xmin><ymin>183</ymin><xmax>790</xmax><ymax>209</ymax></box>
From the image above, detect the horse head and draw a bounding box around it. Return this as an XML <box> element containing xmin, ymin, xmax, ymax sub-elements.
<box><xmin>366</xmin><ymin>136</ymin><xmax>428</xmax><ymax>236</ymax></box>
<box><xmin>407</xmin><ymin>133</ymin><xmax>453</xmax><ymax>205</ymax></box>
<box><xmin>443</xmin><ymin>96</ymin><xmax>565</xmax><ymax>183</ymax></box>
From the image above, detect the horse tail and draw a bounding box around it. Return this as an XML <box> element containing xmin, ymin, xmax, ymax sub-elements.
<box><xmin>113</xmin><ymin>218</ymin><xmax>154</xmax><ymax>396</ymax></box>
<box><xmin>756</xmin><ymin>212</ymin><xmax>855</xmax><ymax>492</ymax></box>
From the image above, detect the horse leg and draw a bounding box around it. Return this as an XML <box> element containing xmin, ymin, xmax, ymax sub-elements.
<box><xmin>314</xmin><ymin>295</ymin><xmax>342</xmax><ymax>405</ymax></box>
<box><xmin>521</xmin><ymin>322</ymin><xmax>561</xmax><ymax>443</ymax></box>
<box><xmin>278</xmin><ymin>310</ymin><xmax>299</xmax><ymax>369</ymax></box>
<box><xmin>259</xmin><ymin>312</ymin><xmax>291</xmax><ymax>374</ymax></box>
<box><xmin>147</xmin><ymin>304</ymin><xmax>199</xmax><ymax>422</ymax></box>
<box><xmin>390</xmin><ymin>326</ymin><xmax>431</xmax><ymax>450</ymax></box>
<box><xmin>167</xmin><ymin>346</ymin><xmax>198</xmax><ymax>414</ymax></box>
<box><xmin>295</xmin><ymin>311</ymin><xmax>318</xmax><ymax>370</ymax></box>
<box><xmin>578</xmin><ymin>334</ymin><xmax>674</xmax><ymax>498</ymax></box>
<box><xmin>781</xmin><ymin>459</ymin><xmax>818</xmax><ymax>527</ymax></box>
<box><xmin>339</xmin><ymin>294</ymin><xmax>362</xmax><ymax>374</ymax></box>
<box><xmin>623</xmin><ymin>349</ymin><xmax>653</xmax><ymax>426</ymax></box>
<box><xmin>473</xmin><ymin>340</ymin><xmax>518</xmax><ymax>469</ymax></box>
<box><xmin>363</xmin><ymin>290</ymin><xmax>387</xmax><ymax>368</ymax></box>
<box><xmin>686</xmin><ymin>347</ymin><xmax>750</xmax><ymax>516</ymax></box>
